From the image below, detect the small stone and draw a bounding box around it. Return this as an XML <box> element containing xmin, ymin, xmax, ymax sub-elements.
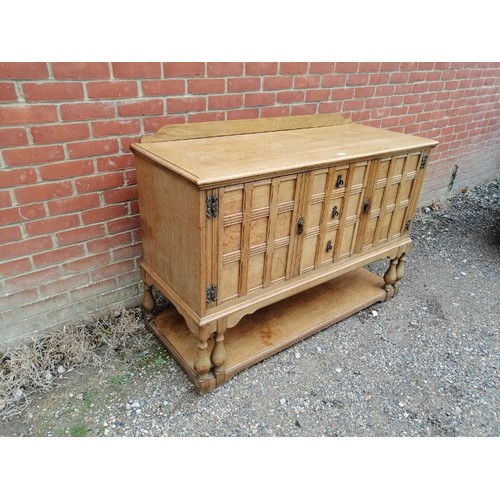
<box><xmin>398</xmin><ymin>402</ymin><xmax>405</xmax><ymax>407</ymax></box>
<box><xmin>280</xmin><ymin>398</ymin><xmax>286</xmax><ymax>405</ymax></box>
<box><xmin>57</xmin><ymin>365</ymin><xmax>65</xmax><ymax>374</ymax></box>
<box><xmin>131</xmin><ymin>401</ymin><xmax>141</xmax><ymax>408</ymax></box>
<box><xmin>372</xmin><ymin>310</ymin><xmax>378</xmax><ymax>317</ymax></box>
<box><xmin>316</xmin><ymin>347</ymin><xmax>322</xmax><ymax>352</ymax></box>
<box><xmin>335</xmin><ymin>367</ymin><xmax>342</xmax><ymax>373</ymax></box>
<box><xmin>460</xmin><ymin>272</ymin><xmax>467</xmax><ymax>276</ymax></box>
<box><xmin>295</xmin><ymin>352</ymin><xmax>301</xmax><ymax>359</ymax></box>
<box><xmin>409</xmin><ymin>321</ymin><xmax>419</xmax><ymax>327</ymax></box>
<box><xmin>44</xmin><ymin>371</ymin><xmax>53</xmax><ymax>381</ymax></box>
<box><xmin>13</xmin><ymin>388</ymin><xmax>23</xmax><ymax>400</ymax></box>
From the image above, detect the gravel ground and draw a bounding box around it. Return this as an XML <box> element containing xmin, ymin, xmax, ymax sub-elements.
<box><xmin>0</xmin><ymin>180</ymin><xmax>498</xmax><ymax>438</ymax></box>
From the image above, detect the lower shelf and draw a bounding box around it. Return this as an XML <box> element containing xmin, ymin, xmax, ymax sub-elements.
<box><xmin>150</xmin><ymin>267</ymin><xmax>386</xmax><ymax>393</ymax></box>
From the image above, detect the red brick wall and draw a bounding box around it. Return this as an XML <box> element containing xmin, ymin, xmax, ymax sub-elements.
<box><xmin>1</xmin><ymin>62</ymin><xmax>499</xmax><ymax>345</ymax></box>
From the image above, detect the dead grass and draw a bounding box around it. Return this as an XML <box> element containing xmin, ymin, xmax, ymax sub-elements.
<box><xmin>0</xmin><ymin>307</ymin><xmax>151</xmax><ymax>419</ymax></box>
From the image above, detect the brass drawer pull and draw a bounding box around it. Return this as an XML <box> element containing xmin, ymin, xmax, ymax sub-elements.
<box><xmin>331</xmin><ymin>205</ymin><xmax>339</xmax><ymax>219</ymax></box>
<box><xmin>326</xmin><ymin>240</ymin><xmax>333</xmax><ymax>252</ymax></box>
<box><xmin>336</xmin><ymin>175</ymin><xmax>344</xmax><ymax>188</ymax></box>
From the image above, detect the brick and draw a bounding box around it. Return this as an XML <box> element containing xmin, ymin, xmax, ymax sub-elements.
<box><xmin>0</xmin><ymin>62</ymin><xmax>48</xmax><ymax>79</ymax></box>
<box><xmin>97</xmin><ymin>154</ymin><xmax>135</xmax><ymax>172</ymax></box>
<box><xmin>399</xmin><ymin>62</ymin><xmax>419</xmax><ymax>71</ymax></box>
<box><xmin>163</xmin><ymin>62</ymin><xmax>205</xmax><ymax>77</ymax></box>
<box><xmin>291</xmin><ymin>104</ymin><xmax>317</xmax><ymax>115</ymax></box>
<box><xmin>75</xmin><ymin>172</ymin><xmax>124</xmax><ymax>193</ymax></box>
<box><xmin>375</xmin><ymin>85</ymin><xmax>397</xmax><ymax>96</ymax></box>
<box><xmin>0</xmin><ymin>190</ymin><xmax>12</xmax><ymax>207</ymax></box>
<box><xmin>245</xmin><ymin>92</ymin><xmax>276</xmax><ymax>107</ymax></box>
<box><xmin>22</xmin><ymin>82</ymin><xmax>84</xmax><ymax>102</ymax></box>
<box><xmin>261</xmin><ymin>106</ymin><xmax>290</xmax><ymax>118</ymax></box>
<box><xmin>309</xmin><ymin>62</ymin><xmax>335</xmax><ymax>74</ymax></box>
<box><xmin>112</xmin><ymin>62</ymin><xmax>161</xmax><ymax>79</ymax></box>
<box><xmin>184</xmin><ymin>111</ymin><xmax>222</xmax><ymax>123</ymax></box>
<box><xmin>263</xmin><ymin>76</ymin><xmax>293</xmax><ymax>90</ymax></box>
<box><xmin>354</xmin><ymin>87</ymin><xmax>375</xmax><ymax>98</ymax></box>
<box><xmin>87</xmin><ymin>232</ymin><xmax>132</xmax><ymax>253</ymax></box>
<box><xmin>321</xmin><ymin>74</ymin><xmax>347</xmax><ymax>87</ymax></box>
<box><xmin>113</xmin><ymin>242</ymin><xmax>142</xmax><ymax>261</ymax></box>
<box><xmin>56</xmin><ymin>224</ymin><xmax>106</xmax><ymax>246</ymax></box>
<box><xmin>15</xmin><ymin>180</ymin><xmax>73</xmax><ymax>203</ymax></box>
<box><xmin>167</xmin><ymin>96</ymin><xmax>206</xmax><ymax>113</ymax></box>
<box><xmin>81</xmin><ymin>203</ymin><xmax>128</xmax><ymax>224</ymax></box>
<box><xmin>3</xmin><ymin>145</ymin><xmax>65</xmax><ymax>167</ymax></box>
<box><xmin>25</xmin><ymin>214</ymin><xmax>80</xmax><ymax>237</ymax></box>
<box><xmin>0</xmin><ymin>128</ymin><xmax>28</xmax><ymax>147</ymax></box>
<box><xmin>389</xmin><ymin>72</ymin><xmax>409</xmax><ymax>84</ymax></box>
<box><xmin>142</xmin><ymin>79</ymin><xmax>185</xmax><ymax>96</ymax></box>
<box><xmin>1</xmin><ymin>82</ymin><xmax>18</xmax><ymax>101</ymax></box>
<box><xmin>87</xmin><ymin>81</ymin><xmax>139</xmax><ymax>99</ymax></box>
<box><xmin>71</xmin><ymin>279</ymin><xmax>117</xmax><ymax>302</ymax></box>
<box><xmin>207</xmin><ymin>62</ymin><xmax>243</xmax><ymax>77</ymax></box>
<box><xmin>276</xmin><ymin>90</ymin><xmax>305</xmax><ymax>104</ymax></box>
<box><xmin>0</xmin><ymin>258</ymin><xmax>31</xmax><ymax>279</ymax></box>
<box><xmin>4</xmin><ymin>267</ymin><xmax>60</xmax><ymax>294</ymax></box>
<box><xmin>359</xmin><ymin>62</ymin><xmax>381</xmax><ymax>72</ymax></box>
<box><xmin>335</xmin><ymin>62</ymin><xmax>359</xmax><ymax>73</ymax></box>
<box><xmin>61</xmin><ymin>102</ymin><xmax>115</xmax><ymax>121</ymax></box>
<box><xmin>208</xmin><ymin>94</ymin><xmax>243</xmax><ymax>110</ymax></box>
<box><xmin>0</xmin><ymin>203</ymin><xmax>45</xmax><ymax>225</ymax></box>
<box><xmin>294</xmin><ymin>75</ymin><xmax>321</xmax><ymax>88</ymax></box>
<box><xmin>280</xmin><ymin>62</ymin><xmax>308</xmax><ymax>74</ymax></box>
<box><xmin>0</xmin><ymin>105</ymin><xmax>58</xmax><ymax>125</ymax></box>
<box><xmin>2</xmin><ymin>235</ymin><xmax>52</xmax><ymax>260</ymax></box>
<box><xmin>364</xmin><ymin>97</ymin><xmax>386</xmax><ymax>109</ymax></box>
<box><xmin>226</xmin><ymin>108</ymin><xmax>260</xmax><ymax>120</ymax></box>
<box><xmin>31</xmin><ymin>123</ymin><xmax>90</xmax><ymax>144</ymax></box>
<box><xmin>369</xmin><ymin>73</ymin><xmax>390</xmax><ymax>85</ymax></box>
<box><xmin>52</xmin><ymin>62</ymin><xmax>110</xmax><ymax>79</ymax></box>
<box><xmin>47</xmin><ymin>192</ymin><xmax>99</xmax><ymax>215</ymax></box>
<box><xmin>103</xmin><ymin>186</ymin><xmax>137</xmax><ymax>204</ymax></box>
<box><xmin>0</xmin><ymin>167</ymin><xmax>37</xmax><ymax>188</ymax></box>
<box><xmin>342</xmin><ymin>99</ymin><xmax>364</xmax><ymax>111</ymax></box>
<box><xmin>117</xmin><ymin>99</ymin><xmax>164</xmax><ymax>117</ymax></box>
<box><xmin>379</xmin><ymin>62</ymin><xmax>400</xmax><ymax>72</ymax></box>
<box><xmin>346</xmin><ymin>73</ymin><xmax>369</xmax><ymax>86</ymax></box>
<box><xmin>143</xmin><ymin>115</ymin><xmax>185</xmax><ymax>133</ymax></box>
<box><xmin>331</xmin><ymin>88</ymin><xmax>355</xmax><ymax>100</ymax></box>
<box><xmin>188</xmin><ymin>78</ymin><xmax>225</xmax><ymax>94</ymax></box>
<box><xmin>33</xmin><ymin>245</ymin><xmax>85</xmax><ymax>267</ymax></box>
<box><xmin>91</xmin><ymin>260</ymin><xmax>134</xmax><ymax>281</ymax></box>
<box><xmin>107</xmin><ymin>215</ymin><xmax>140</xmax><ymax>234</ymax></box>
<box><xmin>39</xmin><ymin>159</ymin><xmax>94</xmax><ymax>180</ymax></box>
<box><xmin>0</xmin><ymin>225</ymin><xmax>22</xmax><ymax>244</ymax></box>
<box><xmin>39</xmin><ymin>274</ymin><xmax>90</xmax><ymax>298</ymax></box>
<box><xmin>227</xmin><ymin>77</ymin><xmax>261</xmax><ymax>92</ymax></box>
<box><xmin>245</xmin><ymin>63</ymin><xmax>278</xmax><ymax>75</ymax></box>
<box><xmin>119</xmin><ymin>137</ymin><xmax>139</xmax><ymax>154</ymax></box>
<box><xmin>63</xmin><ymin>252</ymin><xmax>111</xmax><ymax>273</ymax></box>
<box><xmin>305</xmin><ymin>89</ymin><xmax>331</xmax><ymax>102</ymax></box>
<box><xmin>92</xmin><ymin>119</ymin><xmax>141</xmax><ymax>137</ymax></box>
<box><xmin>67</xmin><ymin>138</ymin><xmax>119</xmax><ymax>159</ymax></box>
<box><xmin>318</xmin><ymin>102</ymin><xmax>342</xmax><ymax>114</ymax></box>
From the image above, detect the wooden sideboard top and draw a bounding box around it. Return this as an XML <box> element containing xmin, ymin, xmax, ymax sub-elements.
<box><xmin>131</xmin><ymin>115</ymin><xmax>438</xmax><ymax>188</ymax></box>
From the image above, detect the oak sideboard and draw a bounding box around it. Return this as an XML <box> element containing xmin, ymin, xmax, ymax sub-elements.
<box><xmin>131</xmin><ymin>114</ymin><xmax>438</xmax><ymax>394</ymax></box>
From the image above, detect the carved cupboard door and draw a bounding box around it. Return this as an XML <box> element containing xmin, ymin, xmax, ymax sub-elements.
<box><xmin>355</xmin><ymin>149</ymin><xmax>428</xmax><ymax>252</ymax></box>
<box><xmin>216</xmin><ymin>174</ymin><xmax>300</xmax><ymax>305</ymax></box>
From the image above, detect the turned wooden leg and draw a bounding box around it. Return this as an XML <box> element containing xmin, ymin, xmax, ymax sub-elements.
<box><xmin>193</xmin><ymin>339</ymin><xmax>214</xmax><ymax>394</ymax></box>
<box><xmin>383</xmin><ymin>256</ymin><xmax>398</xmax><ymax>300</ymax></box>
<box><xmin>141</xmin><ymin>282</ymin><xmax>156</xmax><ymax>331</ymax></box>
<box><xmin>393</xmin><ymin>253</ymin><xmax>406</xmax><ymax>297</ymax></box>
<box><xmin>211</xmin><ymin>330</ymin><xmax>226</xmax><ymax>385</ymax></box>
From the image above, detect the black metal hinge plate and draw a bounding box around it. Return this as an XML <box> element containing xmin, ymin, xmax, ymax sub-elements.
<box><xmin>206</xmin><ymin>285</ymin><xmax>218</xmax><ymax>303</ymax></box>
<box><xmin>206</xmin><ymin>195</ymin><xmax>219</xmax><ymax>219</ymax></box>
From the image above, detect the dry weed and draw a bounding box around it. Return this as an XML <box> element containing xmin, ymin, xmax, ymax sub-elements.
<box><xmin>0</xmin><ymin>307</ymin><xmax>150</xmax><ymax>419</ymax></box>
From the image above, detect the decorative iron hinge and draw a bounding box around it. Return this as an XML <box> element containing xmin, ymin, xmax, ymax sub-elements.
<box><xmin>420</xmin><ymin>154</ymin><xmax>429</xmax><ymax>169</ymax></box>
<box><xmin>206</xmin><ymin>195</ymin><xmax>219</xmax><ymax>219</ymax></box>
<box><xmin>206</xmin><ymin>285</ymin><xmax>218</xmax><ymax>304</ymax></box>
